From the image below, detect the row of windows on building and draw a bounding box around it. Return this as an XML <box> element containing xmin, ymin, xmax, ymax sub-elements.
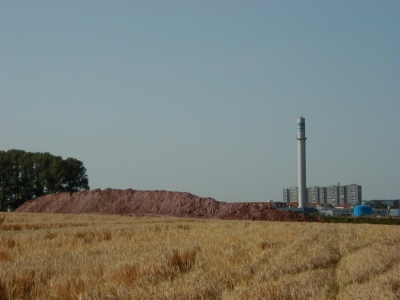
<box><xmin>283</xmin><ymin>184</ymin><xmax>362</xmax><ymax>205</ymax></box>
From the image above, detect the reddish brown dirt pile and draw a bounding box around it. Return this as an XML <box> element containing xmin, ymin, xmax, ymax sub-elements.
<box><xmin>15</xmin><ymin>189</ymin><xmax>319</xmax><ymax>222</ymax></box>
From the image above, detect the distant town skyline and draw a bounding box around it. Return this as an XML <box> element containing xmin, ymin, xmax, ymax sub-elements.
<box><xmin>1</xmin><ymin>1</ymin><xmax>398</xmax><ymax>202</ymax></box>
<box><xmin>283</xmin><ymin>184</ymin><xmax>363</xmax><ymax>205</ymax></box>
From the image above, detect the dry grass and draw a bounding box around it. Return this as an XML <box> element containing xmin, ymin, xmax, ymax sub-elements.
<box><xmin>0</xmin><ymin>212</ymin><xmax>398</xmax><ymax>299</ymax></box>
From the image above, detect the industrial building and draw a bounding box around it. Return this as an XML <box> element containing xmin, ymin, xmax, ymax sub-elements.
<box><xmin>284</xmin><ymin>117</ymin><xmax>363</xmax><ymax>207</ymax></box>
<box><xmin>283</xmin><ymin>117</ymin><xmax>363</xmax><ymax>212</ymax></box>
<box><xmin>297</xmin><ymin>116</ymin><xmax>307</xmax><ymax>208</ymax></box>
<box><xmin>282</xmin><ymin>116</ymin><xmax>309</xmax><ymax>213</ymax></box>
<box><xmin>283</xmin><ymin>184</ymin><xmax>362</xmax><ymax>205</ymax></box>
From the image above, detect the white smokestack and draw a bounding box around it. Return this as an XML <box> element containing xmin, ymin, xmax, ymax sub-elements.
<box><xmin>297</xmin><ymin>117</ymin><xmax>307</xmax><ymax>208</ymax></box>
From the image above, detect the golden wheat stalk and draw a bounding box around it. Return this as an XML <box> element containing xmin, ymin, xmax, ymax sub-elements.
<box><xmin>0</xmin><ymin>213</ymin><xmax>397</xmax><ymax>300</ymax></box>
<box><xmin>0</xmin><ymin>215</ymin><xmax>5</xmax><ymax>226</ymax></box>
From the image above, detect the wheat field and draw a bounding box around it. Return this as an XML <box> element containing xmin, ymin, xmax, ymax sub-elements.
<box><xmin>0</xmin><ymin>213</ymin><xmax>398</xmax><ymax>300</ymax></box>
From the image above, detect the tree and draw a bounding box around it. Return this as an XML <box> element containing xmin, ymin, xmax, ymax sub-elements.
<box><xmin>0</xmin><ymin>150</ymin><xmax>90</xmax><ymax>211</ymax></box>
<box><xmin>61</xmin><ymin>157</ymin><xmax>89</xmax><ymax>192</ymax></box>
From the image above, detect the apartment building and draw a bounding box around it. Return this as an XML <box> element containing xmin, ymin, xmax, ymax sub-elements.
<box><xmin>283</xmin><ymin>184</ymin><xmax>362</xmax><ymax>205</ymax></box>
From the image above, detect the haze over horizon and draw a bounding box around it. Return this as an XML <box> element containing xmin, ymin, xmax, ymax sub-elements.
<box><xmin>1</xmin><ymin>1</ymin><xmax>398</xmax><ymax>202</ymax></box>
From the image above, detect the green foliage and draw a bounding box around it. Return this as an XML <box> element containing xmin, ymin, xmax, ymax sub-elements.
<box><xmin>0</xmin><ymin>150</ymin><xmax>89</xmax><ymax>211</ymax></box>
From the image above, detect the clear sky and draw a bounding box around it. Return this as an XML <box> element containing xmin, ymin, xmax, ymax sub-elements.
<box><xmin>1</xmin><ymin>1</ymin><xmax>398</xmax><ymax>202</ymax></box>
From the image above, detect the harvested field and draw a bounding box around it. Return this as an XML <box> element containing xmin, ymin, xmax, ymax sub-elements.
<box><xmin>0</xmin><ymin>213</ymin><xmax>398</xmax><ymax>299</ymax></box>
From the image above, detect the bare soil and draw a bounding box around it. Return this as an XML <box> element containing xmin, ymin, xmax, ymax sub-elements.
<box><xmin>15</xmin><ymin>189</ymin><xmax>320</xmax><ymax>222</ymax></box>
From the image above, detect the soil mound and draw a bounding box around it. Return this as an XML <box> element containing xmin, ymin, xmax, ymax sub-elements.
<box><xmin>15</xmin><ymin>189</ymin><xmax>319</xmax><ymax>222</ymax></box>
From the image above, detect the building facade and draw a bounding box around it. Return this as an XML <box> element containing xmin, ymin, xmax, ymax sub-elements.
<box><xmin>319</xmin><ymin>187</ymin><xmax>327</xmax><ymax>203</ymax></box>
<box><xmin>283</xmin><ymin>188</ymin><xmax>290</xmax><ymax>203</ymax></box>
<box><xmin>289</xmin><ymin>187</ymin><xmax>298</xmax><ymax>203</ymax></box>
<box><xmin>339</xmin><ymin>185</ymin><xmax>346</xmax><ymax>204</ymax></box>
<box><xmin>307</xmin><ymin>186</ymin><xmax>319</xmax><ymax>203</ymax></box>
<box><xmin>345</xmin><ymin>184</ymin><xmax>362</xmax><ymax>205</ymax></box>
<box><xmin>283</xmin><ymin>187</ymin><xmax>299</xmax><ymax>203</ymax></box>
<box><xmin>326</xmin><ymin>185</ymin><xmax>339</xmax><ymax>205</ymax></box>
<box><xmin>283</xmin><ymin>184</ymin><xmax>362</xmax><ymax>205</ymax></box>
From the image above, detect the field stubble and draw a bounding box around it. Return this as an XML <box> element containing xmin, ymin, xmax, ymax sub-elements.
<box><xmin>0</xmin><ymin>213</ymin><xmax>398</xmax><ymax>300</ymax></box>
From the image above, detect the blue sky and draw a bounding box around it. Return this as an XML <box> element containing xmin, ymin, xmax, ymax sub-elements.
<box><xmin>1</xmin><ymin>1</ymin><xmax>398</xmax><ymax>202</ymax></box>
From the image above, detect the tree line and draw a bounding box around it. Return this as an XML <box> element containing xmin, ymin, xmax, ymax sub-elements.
<box><xmin>0</xmin><ymin>149</ymin><xmax>89</xmax><ymax>211</ymax></box>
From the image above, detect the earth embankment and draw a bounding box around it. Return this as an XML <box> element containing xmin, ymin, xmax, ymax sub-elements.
<box><xmin>15</xmin><ymin>189</ymin><xmax>318</xmax><ymax>222</ymax></box>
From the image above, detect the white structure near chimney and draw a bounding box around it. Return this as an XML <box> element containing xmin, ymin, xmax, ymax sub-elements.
<box><xmin>297</xmin><ymin>117</ymin><xmax>307</xmax><ymax>208</ymax></box>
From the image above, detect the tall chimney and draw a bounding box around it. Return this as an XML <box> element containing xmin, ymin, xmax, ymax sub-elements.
<box><xmin>297</xmin><ymin>117</ymin><xmax>307</xmax><ymax>208</ymax></box>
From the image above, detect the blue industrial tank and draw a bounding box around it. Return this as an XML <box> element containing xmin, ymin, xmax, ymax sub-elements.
<box><xmin>353</xmin><ymin>205</ymin><xmax>373</xmax><ymax>217</ymax></box>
